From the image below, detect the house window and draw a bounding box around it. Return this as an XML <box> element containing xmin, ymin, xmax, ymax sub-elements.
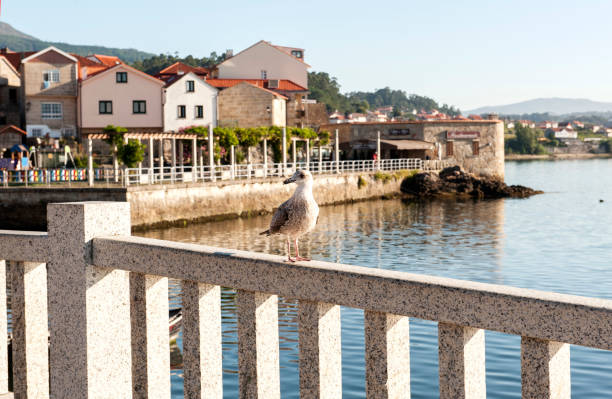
<box><xmin>291</xmin><ymin>50</ymin><xmax>303</xmax><ymax>58</ymax></box>
<box><xmin>43</xmin><ymin>70</ymin><xmax>60</xmax><ymax>83</ymax></box>
<box><xmin>261</xmin><ymin>70</ymin><xmax>267</xmax><ymax>79</ymax></box>
<box><xmin>446</xmin><ymin>141</ymin><xmax>454</xmax><ymax>157</ymax></box>
<box><xmin>186</xmin><ymin>80</ymin><xmax>195</xmax><ymax>92</ymax></box>
<box><xmin>41</xmin><ymin>103</ymin><xmax>62</xmax><ymax>119</ymax></box>
<box><xmin>177</xmin><ymin>105</ymin><xmax>186</xmax><ymax>119</ymax></box>
<box><xmin>99</xmin><ymin>101</ymin><xmax>113</xmax><ymax>114</ymax></box>
<box><xmin>472</xmin><ymin>141</ymin><xmax>480</xmax><ymax>156</ymax></box>
<box><xmin>195</xmin><ymin>105</ymin><xmax>204</xmax><ymax>119</ymax></box>
<box><xmin>9</xmin><ymin>88</ymin><xmax>17</xmax><ymax>103</ymax></box>
<box><xmin>32</xmin><ymin>128</ymin><xmax>43</xmax><ymax>137</ymax></box>
<box><xmin>116</xmin><ymin>72</ymin><xmax>128</xmax><ymax>83</ymax></box>
<box><xmin>133</xmin><ymin>100</ymin><xmax>146</xmax><ymax>114</ymax></box>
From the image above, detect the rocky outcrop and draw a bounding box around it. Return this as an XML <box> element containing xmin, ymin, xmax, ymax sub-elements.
<box><xmin>401</xmin><ymin>166</ymin><xmax>542</xmax><ymax>199</ymax></box>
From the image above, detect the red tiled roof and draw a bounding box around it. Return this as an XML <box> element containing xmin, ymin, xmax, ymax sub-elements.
<box><xmin>91</xmin><ymin>54</ymin><xmax>122</xmax><ymax>66</ymax></box>
<box><xmin>0</xmin><ymin>125</ymin><xmax>27</xmax><ymax>135</ymax></box>
<box><xmin>468</xmin><ymin>114</ymin><xmax>483</xmax><ymax>120</ymax></box>
<box><xmin>157</xmin><ymin>62</ymin><xmax>209</xmax><ymax>77</ymax></box>
<box><xmin>206</xmin><ymin>78</ymin><xmax>307</xmax><ymax>91</ymax></box>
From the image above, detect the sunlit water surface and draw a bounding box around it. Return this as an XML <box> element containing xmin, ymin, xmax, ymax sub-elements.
<box><xmin>138</xmin><ymin>158</ymin><xmax>612</xmax><ymax>398</ymax></box>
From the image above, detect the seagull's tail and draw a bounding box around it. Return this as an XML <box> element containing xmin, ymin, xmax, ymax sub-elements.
<box><xmin>259</xmin><ymin>230</ymin><xmax>270</xmax><ymax>236</ymax></box>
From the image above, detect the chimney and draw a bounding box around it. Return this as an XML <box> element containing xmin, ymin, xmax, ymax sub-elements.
<box><xmin>226</xmin><ymin>49</ymin><xmax>233</xmax><ymax>58</ymax></box>
<box><xmin>486</xmin><ymin>113</ymin><xmax>498</xmax><ymax>121</ymax></box>
<box><xmin>81</xmin><ymin>67</ymin><xmax>88</xmax><ymax>79</ymax></box>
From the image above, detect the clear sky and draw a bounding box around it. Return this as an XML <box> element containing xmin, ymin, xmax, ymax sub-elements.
<box><xmin>4</xmin><ymin>0</ymin><xmax>612</xmax><ymax>110</ymax></box>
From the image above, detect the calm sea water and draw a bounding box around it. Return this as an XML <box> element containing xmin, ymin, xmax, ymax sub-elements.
<box><xmin>138</xmin><ymin>158</ymin><xmax>612</xmax><ymax>398</ymax></box>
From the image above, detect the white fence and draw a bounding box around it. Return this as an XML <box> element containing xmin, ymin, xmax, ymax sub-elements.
<box><xmin>123</xmin><ymin>158</ymin><xmax>447</xmax><ymax>186</ymax></box>
<box><xmin>0</xmin><ymin>159</ymin><xmax>450</xmax><ymax>187</ymax></box>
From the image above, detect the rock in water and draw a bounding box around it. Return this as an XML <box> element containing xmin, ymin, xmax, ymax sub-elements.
<box><xmin>401</xmin><ymin>166</ymin><xmax>542</xmax><ymax>199</ymax></box>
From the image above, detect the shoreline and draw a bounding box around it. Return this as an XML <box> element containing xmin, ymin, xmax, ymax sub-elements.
<box><xmin>505</xmin><ymin>153</ymin><xmax>612</xmax><ymax>161</ymax></box>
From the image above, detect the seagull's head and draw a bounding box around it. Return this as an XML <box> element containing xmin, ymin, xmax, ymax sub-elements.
<box><xmin>284</xmin><ymin>169</ymin><xmax>313</xmax><ymax>185</ymax></box>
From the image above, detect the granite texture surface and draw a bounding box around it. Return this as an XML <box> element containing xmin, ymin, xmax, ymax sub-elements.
<box><xmin>130</xmin><ymin>273</ymin><xmax>170</xmax><ymax>399</ymax></box>
<box><xmin>0</xmin><ymin>232</ymin><xmax>48</xmax><ymax>262</ymax></box>
<box><xmin>364</xmin><ymin>311</ymin><xmax>410</xmax><ymax>399</ymax></box>
<box><xmin>93</xmin><ymin>235</ymin><xmax>612</xmax><ymax>350</ymax></box>
<box><xmin>438</xmin><ymin>322</ymin><xmax>486</xmax><ymax>399</ymax></box>
<box><xmin>11</xmin><ymin>261</ymin><xmax>49</xmax><ymax>399</ymax></box>
<box><xmin>298</xmin><ymin>301</ymin><xmax>342</xmax><ymax>399</ymax></box>
<box><xmin>48</xmin><ymin>202</ymin><xmax>132</xmax><ymax>399</ymax></box>
<box><xmin>237</xmin><ymin>290</ymin><xmax>280</xmax><ymax>399</ymax></box>
<box><xmin>521</xmin><ymin>337</ymin><xmax>570</xmax><ymax>398</ymax></box>
<box><xmin>182</xmin><ymin>282</ymin><xmax>222</xmax><ymax>398</ymax></box>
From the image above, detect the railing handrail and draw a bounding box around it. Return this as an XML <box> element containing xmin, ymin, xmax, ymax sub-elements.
<box><xmin>89</xmin><ymin>234</ymin><xmax>612</xmax><ymax>351</ymax></box>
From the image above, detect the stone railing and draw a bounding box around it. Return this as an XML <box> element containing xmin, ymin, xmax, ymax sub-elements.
<box><xmin>1</xmin><ymin>201</ymin><xmax>611</xmax><ymax>398</ymax></box>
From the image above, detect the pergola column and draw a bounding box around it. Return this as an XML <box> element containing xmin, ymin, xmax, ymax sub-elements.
<box><xmin>191</xmin><ymin>138</ymin><xmax>197</xmax><ymax>183</ymax></box>
<box><xmin>148</xmin><ymin>138</ymin><xmax>154</xmax><ymax>184</ymax></box>
<box><xmin>334</xmin><ymin>129</ymin><xmax>340</xmax><ymax>173</ymax></box>
<box><xmin>178</xmin><ymin>139</ymin><xmax>184</xmax><ymax>176</ymax></box>
<box><xmin>282</xmin><ymin>127</ymin><xmax>287</xmax><ymax>176</ymax></box>
<box><xmin>318</xmin><ymin>142</ymin><xmax>322</xmax><ymax>174</ymax></box>
<box><xmin>87</xmin><ymin>138</ymin><xmax>93</xmax><ymax>187</ymax></box>
<box><xmin>292</xmin><ymin>139</ymin><xmax>297</xmax><ymax>169</ymax></box>
<box><xmin>208</xmin><ymin>125</ymin><xmax>215</xmax><ymax>182</ymax></box>
<box><xmin>376</xmin><ymin>130</ymin><xmax>381</xmax><ymax>171</ymax></box>
<box><xmin>263</xmin><ymin>138</ymin><xmax>268</xmax><ymax>178</ymax></box>
<box><xmin>171</xmin><ymin>138</ymin><xmax>177</xmax><ymax>183</ymax></box>
<box><xmin>158</xmin><ymin>139</ymin><xmax>164</xmax><ymax>181</ymax></box>
<box><xmin>305</xmin><ymin>140</ymin><xmax>310</xmax><ymax>170</ymax></box>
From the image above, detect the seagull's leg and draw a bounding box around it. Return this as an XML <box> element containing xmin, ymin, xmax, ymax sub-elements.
<box><xmin>285</xmin><ymin>237</ymin><xmax>295</xmax><ymax>262</ymax></box>
<box><xmin>295</xmin><ymin>238</ymin><xmax>311</xmax><ymax>261</ymax></box>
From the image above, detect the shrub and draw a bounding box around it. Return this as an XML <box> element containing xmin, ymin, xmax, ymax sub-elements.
<box><xmin>357</xmin><ymin>175</ymin><xmax>367</xmax><ymax>189</ymax></box>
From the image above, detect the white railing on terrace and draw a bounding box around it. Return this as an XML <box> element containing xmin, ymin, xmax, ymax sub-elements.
<box><xmin>0</xmin><ymin>201</ymin><xmax>610</xmax><ymax>398</ymax></box>
<box><xmin>0</xmin><ymin>159</ymin><xmax>449</xmax><ymax>187</ymax></box>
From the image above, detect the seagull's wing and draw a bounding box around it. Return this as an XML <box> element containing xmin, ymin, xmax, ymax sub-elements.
<box><xmin>268</xmin><ymin>199</ymin><xmax>291</xmax><ymax>234</ymax></box>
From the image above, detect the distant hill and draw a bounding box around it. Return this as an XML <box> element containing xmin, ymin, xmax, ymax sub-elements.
<box><xmin>0</xmin><ymin>22</ymin><xmax>155</xmax><ymax>63</ymax></box>
<box><xmin>467</xmin><ymin>98</ymin><xmax>612</xmax><ymax>116</ymax></box>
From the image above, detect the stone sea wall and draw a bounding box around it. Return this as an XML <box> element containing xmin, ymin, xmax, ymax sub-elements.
<box><xmin>0</xmin><ymin>172</ymin><xmax>405</xmax><ymax>231</ymax></box>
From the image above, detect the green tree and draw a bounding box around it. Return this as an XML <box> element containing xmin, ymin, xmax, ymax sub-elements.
<box><xmin>506</xmin><ymin>125</ymin><xmax>546</xmax><ymax>154</ymax></box>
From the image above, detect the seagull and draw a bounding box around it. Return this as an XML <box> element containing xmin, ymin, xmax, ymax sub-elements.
<box><xmin>260</xmin><ymin>169</ymin><xmax>319</xmax><ymax>262</ymax></box>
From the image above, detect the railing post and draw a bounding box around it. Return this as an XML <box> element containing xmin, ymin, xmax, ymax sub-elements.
<box><xmin>298</xmin><ymin>301</ymin><xmax>342</xmax><ymax>398</ymax></box>
<box><xmin>237</xmin><ymin>290</ymin><xmax>280</xmax><ymax>399</ymax></box>
<box><xmin>47</xmin><ymin>202</ymin><xmax>132</xmax><ymax>398</ymax></box>
<box><xmin>11</xmin><ymin>261</ymin><xmax>49</xmax><ymax>398</ymax></box>
<box><xmin>364</xmin><ymin>311</ymin><xmax>410</xmax><ymax>399</ymax></box>
<box><xmin>521</xmin><ymin>337</ymin><xmax>570</xmax><ymax>399</ymax></box>
<box><xmin>130</xmin><ymin>274</ymin><xmax>170</xmax><ymax>398</ymax></box>
<box><xmin>87</xmin><ymin>138</ymin><xmax>94</xmax><ymax>187</ymax></box>
<box><xmin>0</xmin><ymin>261</ymin><xmax>6</xmax><ymax>394</ymax></box>
<box><xmin>438</xmin><ymin>323</ymin><xmax>486</xmax><ymax>399</ymax></box>
<box><xmin>182</xmin><ymin>282</ymin><xmax>222</xmax><ymax>398</ymax></box>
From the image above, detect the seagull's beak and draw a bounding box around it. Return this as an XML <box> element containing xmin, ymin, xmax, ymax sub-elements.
<box><xmin>283</xmin><ymin>176</ymin><xmax>296</xmax><ymax>184</ymax></box>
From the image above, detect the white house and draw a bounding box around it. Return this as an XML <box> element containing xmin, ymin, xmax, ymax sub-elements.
<box><xmin>163</xmin><ymin>72</ymin><xmax>218</xmax><ymax>132</ymax></box>
<box><xmin>213</xmin><ymin>40</ymin><xmax>309</xmax><ymax>89</ymax></box>
<box><xmin>552</xmin><ymin>128</ymin><xmax>577</xmax><ymax>139</ymax></box>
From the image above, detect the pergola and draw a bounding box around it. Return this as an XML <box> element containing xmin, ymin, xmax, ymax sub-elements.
<box><xmin>82</xmin><ymin>129</ymin><xmax>216</xmax><ymax>186</ymax></box>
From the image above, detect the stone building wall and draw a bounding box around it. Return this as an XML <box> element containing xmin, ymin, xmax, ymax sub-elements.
<box><xmin>218</xmin><ymin>82</ymin><xmax>286</xmax><ymax>127</ymax></box>
<box><xmin>0</xmin><ymin>58</ymin><xmax>22</xmax><ymax>126</ymax></box>
<box><xmin>321</xmin><ymin>120</ymin><xmax>505</xmax><ymax>178</ymax></box>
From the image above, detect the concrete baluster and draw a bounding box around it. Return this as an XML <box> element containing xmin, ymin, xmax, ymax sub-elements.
<box><xmin>298</xmin><ymin>301</ymin><xmax>342</xmax><ymax>399</ymax></box>
<box><xmin>47</xmin><ymin>202</ymin><xmax>132</xmax><ymax>398</ymax></box>
<box><xmin>182</xmin><ymin>282</ymin><xmax>222</xmax><ymax>398</ymax></box>
<box><xmin>438</xmin><ymin>323</ymin><xmax>486</xmax><ymax>399</ymax></box>
<box><xmin>521</xmin><ymin>337</ymin><xmax>570</xmax><ymax>399</ymax></box>
<box><xmin>130</xmin><ymin>274</ymin><xmax>170</xmax><ymax>399</ymax></box>
<box><xmin>364</xmin><ymin>311</ymin><xmax>410</xmax><ymax>399</ymax></box>
<box><xmin>11</xmin><ymin>261</ymin><xmax>49</xmax><ymax>398</ymax></box>
<box><xmin>0</xmin><ymin>261</ymin><xmax>6</xmax><ymax>394</ymax></box>
<box><xmin>237</xmin><ymin>290</ymin><xmax>280</xmax><ymax>399</ymax></box>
